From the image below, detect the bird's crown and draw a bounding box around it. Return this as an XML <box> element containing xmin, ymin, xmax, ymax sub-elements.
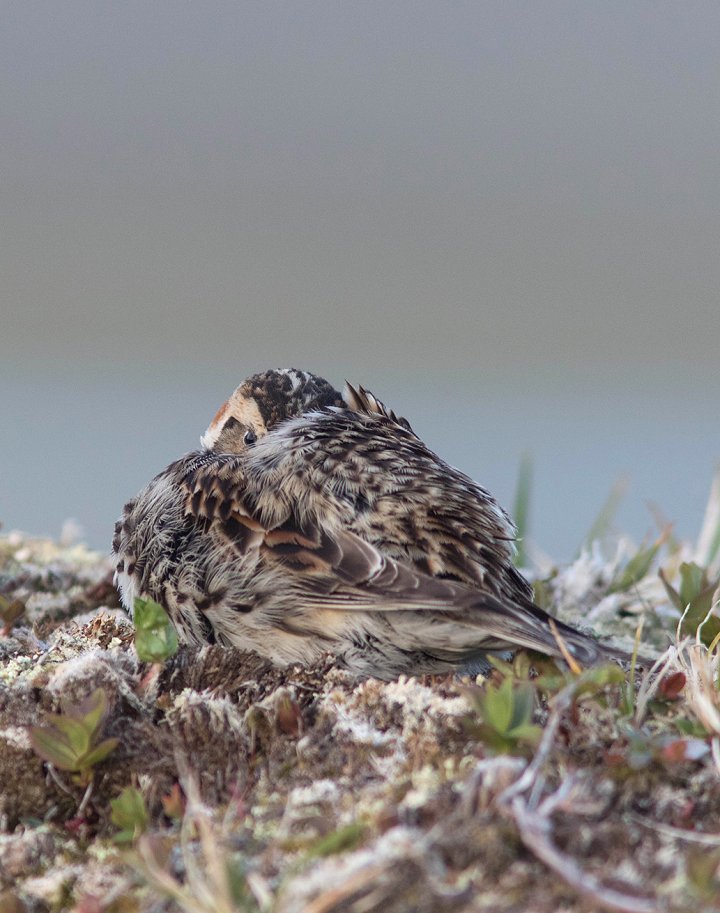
<box><xmin>201</xmin><ymin>368</ymin><xmax>344</xmax><ymax>451</ymax></box>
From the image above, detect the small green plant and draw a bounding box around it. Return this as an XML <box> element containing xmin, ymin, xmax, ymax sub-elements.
<box><xmin>111</xmin><ymin>786</ymin><xmax>150</xmax><ymax>844</ymax></box>
<box><xmin>539</xmin><ymin>661</ymin><xmax>626</xmax><ymax>719</ymax></box>
<box><xmin>0</xmin><ymin>595</ymin><xmax>25</xmax><ymax>636</ymax></box>
<box><xmin>134</xmin><ymin>597</ymin><xmax>178</xmax><ymax>662</ymax></box>
<box><xmin>684</xmin><ymin>846</ymin><xmax>720</xmax><ymax>906</ymax></box>
<box><xmin>488</xmin><ymin>650</ymin><xmax>559</xmax><ymax>689</ymax></box>
<box><xmin>303</xmin><ymin>822</ymin><xmax>367</xmax><ymax>860</ymax></box>
<box><xmin>695</xmin><ymin>467</ymin><xmax>720</xmax><ymax>571</ymax></box>
<box><xmin>617</xmin><ymin>618</ymin><xmax>645</xmax><ymax>717</ymax></box>
<box><xmin>29</xmin><ymin>688</ymin><xmax>119</xmax><ymax>786</ymax></box>
<box><xmin>569</xmin><ymin>662</ymin><xmax>626</xmax><ymax>700</ymax></box>
<box><xmin>659</xmin><ymin>561</ymin><xmax>720</xmax><ymax>645</ymax></box>
<box><xmin>132</xmin><ymin>776</ymin><xmax>260</xmax><ymax>913</ymax></box>
<box><xmin>577</xmin><ymin>477</ymin><xmax>628</xmax><ymax>556</ymax></box>
<box><xmin>531</xmin><ymin>571</ymin><xmax>558</xmax><ymax>612</ymax></box>
<box><xmin>463</xmin><ymin>672</ymin><xmax>542</xmax><ymax>754</ymax></box>
<box><xmin>607</xmin><ymin>531</ymin><xmax>667</xmax><ymax>594</ymax></box>
<box><xmin>512</xmin><ymin>452</ymin><xmax>533</xmax><ymax>568</ymax></box>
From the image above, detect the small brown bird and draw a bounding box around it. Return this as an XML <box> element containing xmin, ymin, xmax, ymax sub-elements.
<box><xmin>113</xmin><ymin>368</ymin><xmax>614</xmax><ymax>679</ymax></box>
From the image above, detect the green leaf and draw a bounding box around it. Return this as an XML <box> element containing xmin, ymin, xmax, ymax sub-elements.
<box><xmin>659</xmin><ymin>563</ymin><xmax>720</xmax><ymax>645</ymax></box>
<box><xmin>486</xmin><ymin>655</ymin><xmax>515</xmax><ymax>677</ymax></box>
<box><xmin>512</xmin><ymin>453</ymin><xmax>533</xmax><ymax>568</ymax></box>
<box><xmin>0</xmin><ymin>595</ymin><xmax>25</xmax><ymax>631</ymax></box>
<box><xmin>480</xmin><ymin>678</ymin><xmax>538</xmax><ymax>737</ymax></box>
<box><xmin>571</xmin><ymin>663</ymin><xmax>625</xmax><ymax>699</ymax></box>
<box><xmin>679</xmin><ymin>562</ymin><xmax>707</xmax><ymax>607</ymax></box>
<box><xmin>505</xmin><ymin>722</ymin><xmax>542</xmax><ymax>745</ymax></box>
<box><xmin>29</xmin><ymin>727</ymin><xmax>86</xmax><ymax>771</ymax></box>
<box><xmin>29</xmin><ymin>687</ymin><xmax>119</xmax><ymax>775</ymax></box>
<box><xmin>463</xmin><ymin>671</ymin><xmax>543</xmax><ymax>755</ymax></box>
<box><xmin>49</xmin><ymin>715</ymin><xmax>92</xmax><ymax>757</ymax></box>
<box><xmin>480</xmin><ymin>677</ymin><xmax>515</xmax><ymax>734</ymax></box>
<box><xmin>81</xmin><ymin>737</ymin><xmax>120</xmax><ymax>769</ymax></box>
<box><xmin>304</xmin><ymin>822</ymin><xmax>367</xmax><ymax>859</ymax></box>
<box><xmin>675</xmin><ymin>717</ymin><xmax>709</xmax><ymax>738</ymax></box>
<box><xmin>608</xmin><ymin>535</ymin><xmax>665</xmax><ymax>593</ymax></box>
<box><xmin>134</xmin><ymin>597</ymin><xmax>178</xmax><ymax>663</ymax></box>
<box><xmin>578</xmin><ymin>477</ymin><xmax>628</xmax><ymax>555</ymax></box>
<box><xmin>508</xmin><ymin>681</ymin><xmax>535</xmax><ymax>730</ymax></box>
<box><xmin>681</xmin><ymin>587</ymin><xmax>720</xmax><ymax>645</ymax></box>
<box><xmin>111</xmin><ymin>786</ymin><xmax>149</xmax><ymax>844</ymax></box>
<box><xmin>512</xmin><ymin>651</ymin><xmax>533</xmax><ymax>681</ymax></box>
<box><xmin>226</xmin><ymin>856</ymin><xmax>253</xmax><ymax>907</ymax></box>
<box><xmin>73</xmin><ymin>688</ymin><xmax>110</xmax><ymax>735</ymax></box>
<box><xmin>659</xmin><ymin>568</ymin><xmax>684</xmax><ymax>612</ymax></box>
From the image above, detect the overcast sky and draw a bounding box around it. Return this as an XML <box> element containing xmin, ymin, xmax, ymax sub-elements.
<box><xmin>3</xmin><ymin>2</ymin><xmax>720</xmax><ymax>380</ymax></box>
<box><xmin>3</xmin><ymin>3</ymin><xmax>720</xmax><ymax>554</ymax></box>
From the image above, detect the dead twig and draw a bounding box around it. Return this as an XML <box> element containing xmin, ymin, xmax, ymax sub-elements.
<box><xmin>46</xmin><ymin>764</ymin><xmax>74</xmax><ymax>797</ymax></box>
<box><xmin>629</xmin><ymin>813</ymin><xmax>720</xmax><ymax>846</ymax></box>
<box><xmin>498</xmin><ymin>676</ymin><xmax>578</xmax><ymax>809</ymax></box>
<box><xmin>76</xmin><ymin>777</ymin><xmax>94</xmax><ymax>817</ymax></box>
<box><xmin>511</xmin><ymin>796</ymin><xmax>661</xmax><ymax>913</ymax></box>
<box><xmin>297</xmin><ymin>862</ymin><xmax>389</xmax><ymax>913</ymax></box>
<box><xmin>633</xmin><ymin>644</ymin><xmax>680</xmax><ymax>726</ymax></box>
<box><xmin>495</xmin><ymin>677</ymin><xmax>662</xmax><ymax>913</ymax></box>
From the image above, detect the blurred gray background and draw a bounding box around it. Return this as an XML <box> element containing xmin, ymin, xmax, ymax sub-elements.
<box><xmin>2</xmin><ymin>2</ymin><xmax>719</xmax><ymax>560</ymax></box>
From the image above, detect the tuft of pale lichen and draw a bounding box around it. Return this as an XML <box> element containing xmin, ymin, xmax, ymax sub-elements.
<box><xmin>2</xmin><ymin>525</ymin><xmax>720</xmax><ymax>912</ymax></box>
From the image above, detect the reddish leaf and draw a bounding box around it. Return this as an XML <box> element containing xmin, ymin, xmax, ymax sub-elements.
<box><xmin>161</xmin><ymin>783</ymin><xmax>185</xmax><ymax>820</ymax></box>
<box><xmin>659</xmin><ymin>671</ymin><xmax>686</xmax><ymax>700</ymax></box>
<box><xmin>276</xmin><ymin>695</ymin><xmax>303</xmax><ymax>736</ymax></box>
<box><xmin>661</xmin><ymin>738</ymin><xmax>709</xmax><ymax>763</ymax></box>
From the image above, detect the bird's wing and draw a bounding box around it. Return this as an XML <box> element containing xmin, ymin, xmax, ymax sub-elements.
<box><xmin>181</xmin><ymin>454</ymin><xmax>602</xmax><ymax>663</ymax></box>
<box><xmin>247</xmin><ymin>403</ymin><xmax>533</xmax><ymax>602</ymax></box>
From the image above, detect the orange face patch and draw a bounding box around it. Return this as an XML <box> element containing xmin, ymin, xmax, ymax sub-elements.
<box><xmin>209</xmin><ymin>399</ymin><xmax>230</xmax><ymax>430</ymax></box>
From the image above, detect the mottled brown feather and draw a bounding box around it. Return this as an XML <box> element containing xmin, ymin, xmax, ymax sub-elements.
<box><xmin>113</xmin><ymin>370</ymin><xmax>619</xmax><ymax>677</ymax></box>
<box><xmin>179</xmin><ymin>426</ymin><xmax>604</xmax><ymax>666</ymax></box>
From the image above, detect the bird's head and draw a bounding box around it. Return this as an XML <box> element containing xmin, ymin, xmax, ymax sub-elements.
<box><xmin>200</xmin><ymin>368</ymin><xmax>345</xmax><ymax>452</ymax></box>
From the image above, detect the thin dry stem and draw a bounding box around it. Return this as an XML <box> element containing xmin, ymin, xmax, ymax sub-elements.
<box><xmin>133</xmin><ymin>768</ymin><xmax>256</xmax><ymax>913</ymax></box>
<box><xmin>630</xmin><ymin>813</ymin><xmax>720</xmax><ymax>846</ymax></box>
<box><xmin>677</xmin><ymin>640</ymin><xmax>720</xmax><ymax>737</ymax></box>
<box><xmin>297</xmin><ymin>862</ymin><xmax>388</xmax><ymax>913</ymax></box>
<box><xmin>497</xmin><ymin>677</ymin><xmax>661</xmax><ymax>913</ymax></box>
<box><xmin>633</xmin><ymin>644</ymin><xmax>681</xmax><ymax>726</ymax></box>
<box><xmin>510</xmin><ymin>796</ymin><xmax>660</xmax><ymax>913</ymax></box>
<box><xmin>548</xmin><ymin>618</ymin><xmax>582</xmax><ymax>675</ymax></box>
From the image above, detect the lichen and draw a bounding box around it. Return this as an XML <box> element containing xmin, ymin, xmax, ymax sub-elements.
<box><xmin>1</xmin><ymin>529</ymin><xmax>719</xmax><ymax>912</ymax></box>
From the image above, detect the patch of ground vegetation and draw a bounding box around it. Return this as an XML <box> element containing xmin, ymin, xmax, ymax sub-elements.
<box><xmin>2</xmin><ymin>474</ymin><xmax>720</xmax><ymax>913</ymax></box>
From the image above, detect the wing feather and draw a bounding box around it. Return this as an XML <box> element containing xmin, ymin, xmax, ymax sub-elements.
<box><xmin>181</xmin><ymin>455</ymin><xmax>603</xmax><ymax>664</ymax></box>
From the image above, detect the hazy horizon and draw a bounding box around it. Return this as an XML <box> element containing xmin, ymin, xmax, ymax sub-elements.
<box><xmin>2</xmin><ymin>3</ymin><xmax>719</xmax><ymax>560</ymax></box>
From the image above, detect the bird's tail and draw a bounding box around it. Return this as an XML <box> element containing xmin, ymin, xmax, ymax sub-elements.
<box><xmin>448</xmin><ymin>591</ymin><xmax>635</xmax><ymax>669</ymax></box>
<box><xmin>539</xmin><ymin>612</ymin><xmax>634</xmax><ymax>667</ymax></box>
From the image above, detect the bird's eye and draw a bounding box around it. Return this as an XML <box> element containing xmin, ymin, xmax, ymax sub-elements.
<box><xmin>243</xmin><ymin>429</ymin><xmax>257</xmax><ymax>446</ymax></box>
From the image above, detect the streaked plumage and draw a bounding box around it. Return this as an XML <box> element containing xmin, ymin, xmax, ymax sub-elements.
<box><xmin>113</xmin><ymin>368</ymin><xmax>614</xmax><ymax>679</ymax></box>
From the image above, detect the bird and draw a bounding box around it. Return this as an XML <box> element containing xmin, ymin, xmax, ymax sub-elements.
<box><xmin>113</xmin><ymin>367</ymin><xmax>617</xmax><ymax>679</ymax></box>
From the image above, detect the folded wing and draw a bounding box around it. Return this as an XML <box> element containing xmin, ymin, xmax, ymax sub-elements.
<box><xmin>182</xmin><ymin>454</ymin><xmax>605</xmax><ymax>666</ymax></box>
